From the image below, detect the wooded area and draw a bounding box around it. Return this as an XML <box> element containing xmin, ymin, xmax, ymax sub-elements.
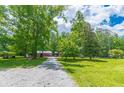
<box><xmin>0</xmin><ymin>5</ymin><xmax>124</xmax><ymax>60</ymax></box>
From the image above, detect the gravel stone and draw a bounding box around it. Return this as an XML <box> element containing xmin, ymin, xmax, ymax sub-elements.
<box><xmin>0</xmin><ymin>57</ymin><xmax>76</xmax><ymax>87</ymax></box>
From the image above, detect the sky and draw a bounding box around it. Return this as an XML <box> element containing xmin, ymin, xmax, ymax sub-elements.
<box><xmin>54</xmin><ymin>5</ymin><xmax>124</xmax><ymax>36</ymax></box>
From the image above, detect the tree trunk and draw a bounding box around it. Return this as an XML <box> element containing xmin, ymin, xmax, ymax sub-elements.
<box><xmin>24</xmin><ymin>47</ymin><xmax>28</xmax><ymax>58</ymax></box>
<box><xmin>32</xmin><ymin>31</ymin><xmax>38</xmax><ymax>59</ymax></box>
<box><xmin>31</xmin><ymin>7</ymin><xmax>38</xmax><ymax>59</ymax></box>
<box><xmin>32</xmin><ymin>53</ymin><xmax>37</xmax><ymax>59</ymax></box>
<box><xmin>89</xmin><ymin>56</ymin><xmax>92</xmax><ymax>60</ymax></box>
<box><xmin>32</xmin><ymin>36</ymin><xmax>38</xmax><ymax>59</ymax></box>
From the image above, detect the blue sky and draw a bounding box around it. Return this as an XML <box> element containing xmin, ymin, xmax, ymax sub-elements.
<box><xmin>54</xmin><ymin>5</ymin><xmax>124</xmax><ymax>36</ymax></box>
<box><xmin>109</xmin><ymin>15</ymin><xmax>124</xmax><ymax>27</ymax></box>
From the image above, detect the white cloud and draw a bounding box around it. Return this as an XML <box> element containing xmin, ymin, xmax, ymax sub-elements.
<box><xmin>82</xmin><ymin>6</ymin><xmax>124</xmax><ymax>26</ymax></box>
<box><xmin>54</xmin><ymin>17</ymin><xmax>65</xmax><ymax>25</ymax></box>
<box><xmin>56</xmin><ymin>5</ymin><xmax>124</xmax><ymax>36</ymax></box>
<box><xmin>97</xmin><ymin>22</ymin><xmax>124</xmax><ymax>36</ymax></box>
<box><xmin>56</xmin><ymin>5</ymin><xmax>82</xmax><ymax>33</ymax></box>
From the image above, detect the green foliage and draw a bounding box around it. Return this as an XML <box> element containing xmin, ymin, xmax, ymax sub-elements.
<box><xmin>58</xmin><ymin>32</ymin><xmax>80</xmax><ymax>59</ymax></box>
<box><xmin>112</xmin><ymin>37</ymin><xmax>124</xmax><ymax>51</ymax></box>
<box><xmin>71</xmin><ymin>11</ymin><xmax>87</xmax><ymax>48</ymax></box>
<box><xmin>7</xmin><ymin>6</ymin><xmax>64</xmax><ymax>58</ymax></box>
<box><xmin>82</xmin><ymin>25</ymin><xmax>101</xmax><ymax>59</ymax></box>
<box><xmin>0</xmin><ymin>51</ymin><xmax>16</xmax><ymax>59</ymax></box>
<box><xmin>49</xmin><ymin>31</ymin><xmax>58</xmax><ymax>55</ymax></box>
<box><xmin>0</xmin><ymin>52</ymin><xmax>3</xmax><ymax>56</ymax></box>
<box><xmin>0</xmin><ymin>6</ymin><xmax>14</xmax><ymax>51</ymax></box>
<box><xmin>1</xmin><ymin>51</ymin><xmax>16</xmax><ymax>58</ymax></box>
<box><xmin>71</xmin><ymin>11</ymin><xmax>101</xmax><ymax>59</ymax></box>
<box><xmin>1</xmin><ymin>5</ymin><xmax>124</xmax><ymax>60</ymax></box>
<box><xmin>109</xmin><ymin>49</ymin><xmax>124</xmax><ymax>58</ymax></box>
<box><xmin>60</xmin><ymin>40</ymin><xmax>79</xmax><ymax>58</ymax></box>
<box><xmin>6</xmin><ymin>52</ymin><xmax>16</xmax><ymax>56</ymax></box>
<box><xmin>95</xmin><ymin>29</ymin><xmax>123</xmax><ymax>57</ymax></box>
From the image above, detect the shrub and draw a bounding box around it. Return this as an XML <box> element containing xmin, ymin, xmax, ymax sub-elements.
<box><xmin>59</xmin><ymin>40</ymin><xmax>80</xmax><ymax>59</ymax></box>
<box><xmin>109</xmin><ymin>49</ymin><xmax>124</xmax><ymax>58</ymax></box>
<box><xmin>2</xmin><ymin>51</ymin><xmax>16</xmax><ymax>59</ymax></box>
<box><xmin>0</xmin><ymin>52</ymin><xmax>3</xmax><ymax>57</ymax></box>
<box><xmin>7</xmin><ymin>52</ymin><xmax>16</xmax><ymax>56</ymax></box>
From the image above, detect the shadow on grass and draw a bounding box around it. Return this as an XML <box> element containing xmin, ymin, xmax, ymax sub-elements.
<box><xmin>64</xmin><ymin>68</ymin><xmax>76</xmax><ymax>73</ymax></box>
<box><xmin>61</xmin><ymin>61</ymin><xmax>93</xmax><ymax>73</ymax></box>
<box><xmin>58</xmin><ymin>58</ymin><xmax>107</xmax><ymax>63</ymax></box>
<box><xmin>61</xmin><ymin>62</ymin><xmax>92</xmax><ymax>68</ymax></box>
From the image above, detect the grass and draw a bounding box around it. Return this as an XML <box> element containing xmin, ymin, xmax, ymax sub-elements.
<box><xmin>58</xmin><ymin>57</ymin><xmax>124</xmax><ymax>87</ymax></box>
<box><xmin>0</xmin><ymin>56</ymin><xmax>47</xmax><ymax>69</ymax></box>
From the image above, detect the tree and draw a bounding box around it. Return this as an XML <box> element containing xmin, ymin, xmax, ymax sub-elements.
<box><xmin>109</xmin><ymin>49</ymin><xmax>124</xmax><ymax>58</ymax></box>
<box><xmin>71</xmin><ymin>11</ymin><xmax>87</xmax><ymax>48</ymax></box>
<box><xmin>49</xmin><ymin>31</ymin><xmax>58</xmax><ymax>56</ymax></box>
<box><xmin>58</xmin><ymin>31</ymin><xmax>80</xmax><ymax>59</ymax></box>
<box><xmin>82</xmin><ymin>24</ymin><xmax>100</xmax><ymax>60</ymax></box>
<box><xmin>71</xmin><ymin>11</ymin><xmax>100</xmax><ymax>59</ymax></box>
<box><xmin>95</xmin><ymin>28</ymin><xmax>120</xmax><ymax>57</ymax></box>
<box><xmin>0</xmin><ymin>6</ymin><xmax>13</xmax><ymax>51</ymax></box>
<box><xmin>112</xmin><ymin>37</ymin><xmax>124</xmax><ymax>51</ymax></box>
<box><xmin>8</xmin><ymin>5</ymin><xmax>64</xmax><ymax>58</ymax></box>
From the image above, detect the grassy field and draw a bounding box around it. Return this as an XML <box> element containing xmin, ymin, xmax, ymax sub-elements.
<box><xmin>58</xmin><ymin>57</ymin><xmax>124</xmax><ymax>87</ymax></box>
<box><xmin>0</xmin><ymin>56</ymin><xmax>47</xmax><ymax>69</ymax></box>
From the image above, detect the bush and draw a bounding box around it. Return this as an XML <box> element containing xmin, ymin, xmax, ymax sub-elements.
<box><xmin>7</xmin><ymin>52</ymin><xmax>16</xmax><ymax>56</ymax></box>
<box><xmin>109</xmin><ymin>49</ymin><xmax>124</xmax><ymax>58</ymax></box>
<box><xmin>0</xmin><ymin>52</ymin><xmax>3</xmax><ymax>57</ymax></box>
<box><xmin>2</xmin><ymin>51</ymin><xmax>16</xmax><ymax>59</ymax></box>
<box><xmin>59</xmin><ymin>40</ymin><xmax>80</xmax><ymax>59</ymax></box>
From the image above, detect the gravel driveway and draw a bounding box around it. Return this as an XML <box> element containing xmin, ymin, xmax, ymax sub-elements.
<box><xmin>0</xmin><ymin>57</ymin><xmax>76</xmax><ymax>87</ymax></box>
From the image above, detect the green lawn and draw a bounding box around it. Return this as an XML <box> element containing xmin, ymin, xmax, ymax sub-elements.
<box><xmin>58</xmin><ymin>57</ymin><xmax>124</xmax><ymax>87</ymax></box>
<box><xmin>0</xmin><ymin>56</ymin><xmax>47</xmax><ymax>69</ymax></box>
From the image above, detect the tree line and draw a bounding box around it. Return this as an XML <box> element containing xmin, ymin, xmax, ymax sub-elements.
<box><xmin>0</xmin><ymin>6</ymin><xmax>124</xmax><ymax>59</ymax></box>
<box><xmin>57</xmin><ymin>11</ymin><xmax>124</xmax><ymax>59</ymax></box>
<box><xmin>0</xmin><ymin>5</ymin><xmax>64</xmax><ymax>59</ymax></box>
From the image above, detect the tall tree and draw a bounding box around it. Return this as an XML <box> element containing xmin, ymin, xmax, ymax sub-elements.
<box><xmin>83</xmin><ymin>24</ymin><xmax>101</xmax><ymax>59</ymax></box>
<box><xmin>9</xmin><ymin>5</ymin><xmax>64</xmax><ymax>58</ymax></box>
<box><xmin>58</xmin><ymin>31</ymin><xmax>80</xmax><ymax>59</ymax></box>
<box><xmin>95</xmin><ymin>28</ymin><xmax>118</xmax><ymax>57</ymax></box>
<box><xmin>71</xmin><ymin>11</ymin><xmax>87</xmax><ymax>48</ymax></box>
<box><xmin>0</xmin><ymin>6</ymin><xmax>13</xmax><ymax>51</ymax></box>
<box><xmin>49</xmin><ymin>31</ymin><xmax>58</xmax><ymax>55</ymax></box>
<box><xmin>71</xmin><ymin>11</ymin><xmax>100</xmax><ymax>59</ymax></box>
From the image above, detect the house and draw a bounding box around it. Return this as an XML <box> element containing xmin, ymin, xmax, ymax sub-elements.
<box><xmin>37</xmin><ymin>51</ymin><xmax>52</xmax><ymax>57</ymax></box>
<box><xmin>37</xmin><ymin>51</ymin><xmax>60</xmax><ymax>57</ymax></box>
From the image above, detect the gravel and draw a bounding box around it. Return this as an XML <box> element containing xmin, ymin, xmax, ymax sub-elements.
<box><xmin>0</xmin><ymin>57</ymin><xmax>76</xmax><ymax>87</ymax></box>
